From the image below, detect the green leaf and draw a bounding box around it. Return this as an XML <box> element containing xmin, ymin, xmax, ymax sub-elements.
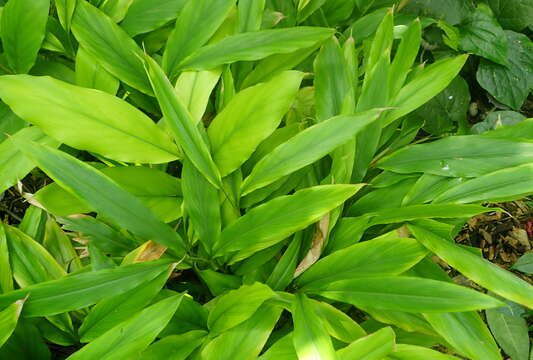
<box><xmin>512</xmin><ymin>253</ymin><xmax>533</xmax><ymax>274</ymax></box>
<box><xmin>266</xmin><ymin>235</ymin><xmax>302</xmax><ymax>291</ymax></box>
<box><xmin>337</xmin><ymin>327</ymin><xmax>395</xmax><ymax>360</ymax></box>
<box><xmin>296</xmin><ymin>237</ymin><xmax>428</xmax><ymax>289</ymax></box>
<box><xmin>311</xmin><ymin>299</ymin><xmax>366</xmax><ymax>343</ymax></box>
<box><xmin>200</xmin><ymin>303</ymin><xmax>282</xmax><ymax>360</ymax></box>
<box><xmin>401</xmin><ymin>0</ymin><xmax>473</xmax><ymax>25</ymax></box>
<box><xmin>424</xmin><ymin>312</ymin><xmax>501</xmax><ymax>360</ymax></box>
<box><xmin>55</xmin><ymin>0</ymin><xmax>77</xmax><ymax>31</ymax></box>
<box><xmin>1</xmin><ymin>0</ymin><xmax>49</xmax><ymax>73</ymax></box>
<box><xmin>208</xmin><ymin>71</ymin><xmax>303</xmax><ymax>176</ymax></box>
<box><xmin>458</xmin><ymin>4</ymin><xmax>508</xmax><ymax>65</ymax></box>
<box><xmin>486</xmin><ymin>0</ymin><xmax>533</xmax><ymax>31</ymax></box>
<box><xmin>292</xmin><ymin>294</ymin><xmax>337</xmax><ymax>360</ymax></box>
<box><xmin>434</xmin><ymin>163</ymin><xmax>533</xmax><ymax>204</ymax></box>
<box><xmin>12</xmin><ymin>140</ymin><xmax>185</xmax><ymax>256</ymax></box>
<box><xmin>208</xmin><ymin>282</ymin><xmax>274</xmax><ymax>336</ymax></box>
<box><xmin>238</xmin><ymin>0</ymin><xmax>265</xmax><ymax>32</ymax></box>
<box><xmin>175</xmin><ymin>69</ymin><xmax>222</xmax><ymax>124</ymax></box>
<box><xmin>402</xmin><ymin>174</ymin><xmax>463</xmax><ymax>206</ymax></box>
<box><xmin>43</xmin><ymin>218</ymin><xmax>82</xmax><ymax>271</ymax></box>
<box><xmin>471</xmin><ymin>111</ymin><xmax>527</xmax><ymax>134</ymax></box>
<box><xmin>0</xmin><ymin>126</ymin><xmax>59</xmax><ymax>194</ymax></box>
<box><xmin>258</xmin><ymin>333</ymin><xmax>297</xmax><ymax>360</ymax></box>
<box><xmin>0</xmin><ymin>260</ymin><xmax>171</xmax><ymax>317</ymax></box>
<box><xmin>162</xmin><ymin>0</ymin><xmax>235</xmax><ymax>78</ymax></box>
<box><xmin>389</xmin><ymin>19</ymin><xmax>422</xmax><ymax>97</ymax></box>
<box><xmin>144</xmin><ymin>55</ymin><xmax>222</xmax><ymax>188</ymax></box>
<box><xmin>0</xmin><ymin>224</ymin><xmax>13</xmax><ymax>293</ymax></box>
<box><xmin>178</xmin><ymin>27</ymin><xmax>335</xmax><ymax>71</ymax></box>
<box><xmin>0</xmin><ymin>301</ymin><xmax>24</xmax><ymax>348</ymax></box>
<box><xmin>476</xmin><ymin>31</ymin><xmax>533</xmax><ymax>110</ymax></box>
<box><xmin>78</xmin><ymin>266</ymin><xmax>173</xmax><ymax>342</ymax></box>
<box><xmin>410</xmin><ymin>76</ymin><xmax>470</xmax><ymax>135</ymax></box>
<box><xmin>409</xmin><ymin>223</ymin><xmax>533</xmax><ymax>308</ymax></box>
<box><xmin>34</xmin><ymin>166</ymin><xmax>182</xmax><ymax>223</ymax></box>
<box><xmin>5</xmin><ymin>225</ymin><xmax>66</xmax><ymax>288</ymax></box>
<box><xmin>378</xmin><ymin>135</ymin><xmax>533</xmax><ymax>177</ymax></box>
<box><xmin>242</xmin><ymin>110</ymin><xmax>383</xmax><ymax>195</ymax></box>
<box><xmin>486</xmin><ymin>305</ymin><xmax>530</xmax><ymax>360</ymax></box>
<box><xmin>72</xmin><ymin>0</ymin><xmax>152</xmax><ymax>94</ymax></box>
<box><xmin>383</xmin><ymin>55</ymin><xmax>468</xmax><ymax>126</ymax></box>
<box><xmin>215</xmin><ymin>185</ymin><xmax>362</xmax><ymax>262</ymax></box>
<box><xmin>68</xmin><ymin>294</ymin><xmax>182</xmax><ymax>360</ymax></box>
<box><xmin>120</xmin><ymin>0</ymin><xmax>187</xmax><ymax>36</ymax></box>
<box><xmin>367</xmin><ymin>204</ymin><xmax>492</xmax><ymax>226</ymax></box>
<box><xmin>307</xmin><ymin>276</ymin><xmax>504</xmax><ymax>312</ymax></box>
<box><xmin>0</xmin><ymin>75</ymin><xmax>178</xmax><ymax>163</ymax></box>
<box><xmin>139</xmin><ymin>330</ymin><xmax>207</xmax><ymax>360</ymax></box>
<box><xmin>75</xmin><ymin>47</ymin><xmax>120</xmax><ymax>95</ymax></box>
<box><xmin>387</xmin><ymin>344</ymin><xmax>462</xmax><ymax>360</ymax></box>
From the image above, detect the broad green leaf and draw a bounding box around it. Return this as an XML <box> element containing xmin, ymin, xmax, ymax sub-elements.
<box><xmin>182</xmin><ymin>158</ymin><xmax>220</xmax><ymax>253</ymax></box>
<box><xmin>477</xmin><ymin>31</ymin><xmax>533</xmax><ymax>110</ymax></box>
<box><xmin>402</xmin><ymin>174</ymin><xmax>463</xmax><ymax>206</ymax></box>
<box><xmin>410</xmin><ymin>76</ymin><xmax>470</xmax><ymax>135</ymax></box>
<box><xmin>139</xmin><ymin>330</ymin><xmax>207</xmax><ymax>360</ymax></box>
<box><xmin>486</xmin><ymin>306</ymin><xmax>530</xmax><ymax>360</ymax></box>
<box><xmin>487</xmin><ymin>0</ymin><xmax>533</xmax><ymax>31</ymax></box>
<box><xmin>512</xmin><ymin>253</ymin><xmax>533</xmax><ymax>274</ymax></box>
<box><xmin>389</xmin><ymin>19</ymin><xmax>422</xmax><ymax>97</ymax></box>
<box><xmin>175</xmin><ymin>69</ymin><xmax>222</xmax><ymax>124</ymax></box>
<box><xmin>409</xmin><ymin>223</ymin><xmax>533</xmax><ymax>308</ymax></box>
<box><xmin>0</xmin><ymin>260</ymin><xmax>171</xmax><ymax>317</ymax></box>
<box><xmin>383</xmin><ymin>55</ymin><xmax>468</xmax><ymax>126</ymax></box>
<box><xmin>337</xmin><ymin>327</ymin><xmax>395</xmax><ymax>360</ymax></box>
<box><xmin>387</xmin><ymin>344</ymin><xmax>461</xmax><ymax>360</ymax></box>
<box><xmin>378</xmin><ymin>135</ymin><xmax>533</xmax><ymax>177</ymax></box>
<box><xmin>297</xmin><ymin>237</ymin><xmax>428</xmax><ymax>289</ymax></box>
<box><xmin>144</xmin><ymin>55</ymin><xmax>222</xmax><ymax>188</ymax></box>
<box><xmin>292</xmin><ymin>294</ymin><xmax>337</xmax><ymax>360</ymax></box>
<box><xmin>0</xmin><ymin>319</ymin><xmax>51</xmax><ymax>359</ymax></box>
<box><xmin>297</xmin><ymin>0</ymin><xmax>326</xmax><ymax>23</ymax></box>
<box><xmin>314</xmin><ymin>36</ymin><xmax>354</xmax><ymax>121</ymax></box>
<box><xmin>72</xmin><ymin>0</ymin><xmax>151</xmax><ymax>94</ymax></box>
<box><xmin>424</xmin><ymin>312</ymin><xmax>501</xmax><ymax>360</ymax></box>
<box><xmin>259</xmin><ymin>333</ymin><xmax>297</xmax><ymax>360</ymax></box>
<box><xmin>163</xmin><ymin>0</ymin><xmax>235</xmax><ymax>78</ymax></box>
<box><xmin>160</xmin><ymin>293</ymin><xmax>208</xmax><ymax>336</ymax></box>
<box><xmin>178</xmin><ymin>27</ymin><xmax>335</xmax><ymax>71</ymax></box>
<box><xmin>208</xmin><ymin>282</ymin><xmax>274</xmax><ymax>335</ymax></box>
<box><xmin>471</xmin><ymin>111</ymin><xmax>527</xmax><ymax>134</ymax></box>
<box><xmin>5</xmin><ymin>225</ymin><xmax>66</xmax><ymax>288</ymax></box>
<box><xmin>120</xmin><ymin>0</ymin><xmax>187</xmax><ymax>36</ymax></box>
<box><xmin>0</xmin><ymin>127</ymin><xmax>58</xmax><ymax>194</ymax></box>
<box><xmin>458</xmin><ymin>4</ymin><xmax>508</xmax><ymax>65</ymax></box>
<box><xmin>58</xmin><ymin>215</ymin><xmax>135</xmax><ymax>256</ymax></box>
<box><xmin>1</xmin><ymin>0</ymin><xmax>49</xmax><ymax>73</ymax></box>
<box><xmin>79</xmin><ymin>266</ymin><xmax>173</xmax><ymax>342</ymax></box>
<box><xmin>435</xmin><ymin>163</ymin><xmax>533</xmax><ymax>204</ymax></box>
<box><xmin>0</xmin><ymin>301</ymin><xmax>23</xmax><ymax>348</ymax></box>
<box><xmin>197</xmin><ymin>269</ymin><xmax>242</xmax><ymax>296</ymax></box>
<box><xmin>325</xmin><ymin>216</ymin><xmax>370</xmax><ymax>253</ymax></box>
<box><xmin>0</xmin><ymin>224</ymin><xmax>13</xmax><ymax>293</ymax></box>
<box><xmin>99</xmin><ymin>0</ymin><xmax>133</xmax><ymax>22</ymax></box>
<box><xmin>0</xmin><ymin>103</ymin><xmax>26</xmax><ymax>143</ymax></box>
<box><xmin>13</xmin><ymin>140</ymin><xmax>185</xmax><ymax>256</ymax></box>
<box><xmin>55</xmin><ymin>0</ymin><xmax>77</xmax><ymax>31</ymax></box>
<box><xmin>68</xmin><ymin>294</ymin><xmax>182</xmax><ymax>360</ymax></box>
<box><xmin>401</xmin><ymin>0</ymin><xmax>473</xmax><ymax>25</ymax></box>
<box><xmin>266</xmin><ymin>235</ymin><xmax>302</xmax><ymax>290</ymax></box>
<box><xmin>208</xmin><ymin>71</ymin><xmax>303</xmax><ymax>176</ymax></box>
<box><xmin>75</xmin><ymin>47</ymin><xmax>119</xmax><ymax>95</ymax></box>
<box><xmin>43</xmin><ymin>218</ymin><xmax>82</xmax><ymax>271</ymax></box>
<box><xmin>238</xmin><ymin>0</ymin><xmax>265</xmax><ymax>32</ymax></box>
<box><xmin>242</xmin><ymin>110</ymin><xmax>383</xmax><ymax>195</ymax></box>
<box><xmin>200</xmin><ymin>303</ymin><xmax>282</xmax><ymax>360</ymax></box>
<box><xmin>34</xmin><ymin>166</ymin><xmax>182</xmax><ymax>223</ymax></box>
<box><xmin>215</xmin><ymin>185</ymin><xmax>362</xmax><ymax>262</ymax></box>
<box><xmin>0</xmin><ymin>75</ymin><xmax>178</xmax><ymax>163</ymax></box>
<box><xmin>367</xmin><ymin>204</ymin><xmax>492</xmax><ymax>226</ymax></box>
<box><xmin>307</xmin><ymin>276</ymin><xmax>504</xmax><ymax>312</ymax></box>
<box><xmin>311</xmin><ymin>299</ymin><xmax>366</xmax><ymax>343</ymax></box>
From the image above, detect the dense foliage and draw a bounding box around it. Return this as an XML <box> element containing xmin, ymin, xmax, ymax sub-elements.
<box><xmin>0</xmin><ymin>0</ymin><xmax>532</xmax><ymax>359</ymax></box>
